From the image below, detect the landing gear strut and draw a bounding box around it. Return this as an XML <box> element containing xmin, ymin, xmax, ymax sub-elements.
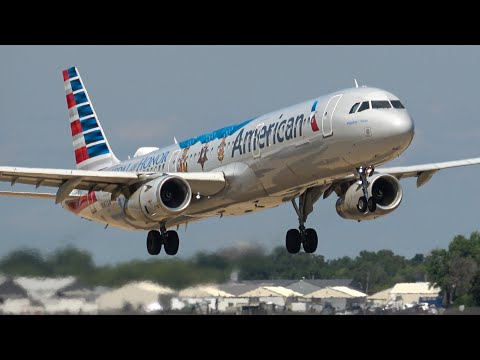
<box><xmin>356</xmin><ymin>166</ymin><xmax>377</xmax><ymax>213</ymax></box>
<box><xmin>146</xmin><ymin>222</ymin><xmax>180</xmax><ymax>256</ymax></box>
<box><xmin>286</xmin><ymin>187</ymin><xmax>322</xmax><ymax>254</ymax></box>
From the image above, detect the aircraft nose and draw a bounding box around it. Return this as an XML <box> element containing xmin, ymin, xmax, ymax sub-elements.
<box><xmin>391</xmin><ymin>112</ymin><xmax>414</xmax><ymax>145</ymax></box>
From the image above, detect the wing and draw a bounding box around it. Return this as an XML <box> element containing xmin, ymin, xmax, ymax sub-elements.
<box><xmin>0</xmin><ymin>166</ymin><xmax>225</xmax><ymax>203</ymax></box>
<box><xmin>328</xmin><ymin>156</ymin><xmax>480</xmax><ymax>193</ymax></box>
<box><xmin>0</xmin><ymin>191</ymin><xmax>80</xmax><ymax>201</ymax></box>
<box><xmin>378</xmin><ymin>157</ymin><xmax>480</xmax><ymax>187</ymax></box>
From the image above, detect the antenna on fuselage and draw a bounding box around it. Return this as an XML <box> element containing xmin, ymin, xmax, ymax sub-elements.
<box><xmin>354</xmin><ymin>79</ymin><xmax>359</xmax><ymax>88</ymax></box>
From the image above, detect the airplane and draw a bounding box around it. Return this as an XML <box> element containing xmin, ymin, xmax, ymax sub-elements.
<box><xmin>1</xmin><ymin>67</ymin><xmax>480</xmax><ymax>256</ymax></box>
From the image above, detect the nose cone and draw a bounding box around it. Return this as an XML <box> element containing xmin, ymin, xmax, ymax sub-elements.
<box><xmin>391</xmin><ymin>112</ymin><xmax>414</xmax><ymax>148</ymax></box>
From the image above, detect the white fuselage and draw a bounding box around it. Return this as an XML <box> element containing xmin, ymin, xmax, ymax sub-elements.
<box><xmin>63</xmin><ymin>86</ymin><xmax>414</xmax><ymax>231</ymax></box>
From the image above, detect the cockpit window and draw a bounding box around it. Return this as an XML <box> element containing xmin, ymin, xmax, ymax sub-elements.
<box><xmin>357</xmin><ymin>101</ymin><xmax>370</xmax><ymax>112</ymax></box>
<box><xmin>371</xmin><ymin>100</ymin><xmax>392</xmax><ymax>109</ymax></box>
<box><xmin>391</xmin><ymin>100</ymin><xmax>405</xmax><ymax>109</ymax></box>
<box><xmin>349</xmin><ymin>103</ymin><xmax>360</xmax><ymax>114</ymax></box>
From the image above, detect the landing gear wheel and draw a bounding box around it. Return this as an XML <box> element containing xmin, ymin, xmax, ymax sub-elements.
<box><xmin>286</xmin><ymin>229</ymin><xmax>302</xmax><ymax>254</ymax></box>
<box><xmin>303</xmin><ymin>228</ymin><xmax>318</xmax><ymax>253</ymax></box>
<box><xmin>147</xmin><ymin>230</ymin><xmax>162</xmax><ymax>255</ymax></box>
<box><xmin>164</xmin><ymin>230</ymin><xmax>180</xmax><ymax>256</ymax></box>
<box><xmin>357</xmin><ymin>196</ymin><xmax>368</xmax><ymax>213</ymax></box>
<box><xmin>367</xmin><ymin>197</ymin><xmax>377</xmax><ymax>213</ymax></box>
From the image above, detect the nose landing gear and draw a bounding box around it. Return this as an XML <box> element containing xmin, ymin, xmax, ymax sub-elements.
<box><xmin>356</xmin><ymin>166</ymin><xmax>377</xmax><ymax>214</ymax></box>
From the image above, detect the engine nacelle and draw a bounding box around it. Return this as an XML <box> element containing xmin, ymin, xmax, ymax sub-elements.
<box><xmin>125</xmin><ymin>175</ymin><xmax>192</xmax><ymax>222</ymax></box>
<box><xmin>336</xmin><ymin>173</ymin><xmax>403</xmax><ymax>220</ymax></box>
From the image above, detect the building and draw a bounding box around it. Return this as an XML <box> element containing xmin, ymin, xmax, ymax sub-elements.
<box><xmin>237</xmin><ymin>286</ymin><xmax>303</xmax><ymax>311</ymax></box>
<box><xmin>239</xmin><ymin>286</ymin><xmax>302</xmax><ymax>298</ymax></box>
<box><xmin>56</xmin><ymin>281</ymin><xmax>110</xmax><ymax>303</ymax></box>
<box><xmin>389</xmin><ymin>282</ymin><xmax>441</xmax><ymax>305</ymax></box>
<box><xmin>218</xmin><ymin>283</ymin><xmax>271</xmax><ymax>297</ymax></box>
<box><xmin>175</xmin><ymin>285</ymin><xmax>234</xmax><ymax>313</ymax></box>
<box><xmin>284</xmin><ymin>280</ymin><xmax>321</xmax><ymax>296</ymax></box>
<box><xmin>0</xmin><ymin>276</ymin><xmax>28</xmax><ymax>302</ymax></box>
<box><xmin>96</xmin><ymin>281</ymin><xmax>175</xmax><ymax>313</ymax></box>
<box><xmin>42</xmin><ymin>298</ymin><xmax>98</xmax><ymax>314</ymax></box>
<box><xmin>178</xmin><ymin>285</ymin><xmax>233</xmax><ymax>298</ymax></box>
<box><xmin>301</xmin><ymin>279</ymin><xmax>360</xmax><ymax>290</ymax></box>
<box><xmin>367</xmin><ymin>288</ymin><xmax>393</xmax><ymax>307</ymax></box>
<box><xmin>14</xmin><ymin>276</ymin><xmax>78</xmax><ymax>302</ymax></box>
<box><xmin>219</xmin><ymin>278</ymin><xmax>358</xmax><ymax>296</ymax></box>
<box><xmin>305</xmin><ymin>286</ymin><xmax>367</xmax><ymax>311</ymax></box>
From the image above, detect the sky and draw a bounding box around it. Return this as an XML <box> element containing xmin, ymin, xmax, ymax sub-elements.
<box><xmin>1</xmin><ymin>45</ymin><xmax>480</xmax><ymax>265</ymax></box>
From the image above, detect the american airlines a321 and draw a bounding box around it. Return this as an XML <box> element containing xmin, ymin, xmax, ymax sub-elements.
<box><xmin>1</xmin><ymin>64</ymin><xmax>479</xmax><ymax>258</ymax></box>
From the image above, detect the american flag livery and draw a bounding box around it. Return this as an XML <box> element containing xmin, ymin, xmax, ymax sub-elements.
<box><xmin>63</xmin><ymin>67</ymin><xmax>119</xmax><ymax>171</ymax></box>
<box><xmin>65</xmin><ymin>191</ymin><xmax>97</xmax><ymax>214</ymax></box>
<box><xmin>310</xmin><ymin>100</ymin><xmax>320</xmax><ymax>132</ymax></box>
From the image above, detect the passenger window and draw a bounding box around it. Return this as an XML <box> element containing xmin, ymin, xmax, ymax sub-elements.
<box><xmin>371</xmin><ymin>100</ymin><xmax>392</xmax><ymax>109</ymax></box>
<box><xmin>357</xmin><ymin>101</ymin><xmax>370</xmax><ymax>112</ymax></box>
<box><xmin>391</xmin><ymin>100</ymin><xmax>405</xmax><ymax>109</ymax></box>
<box><xmin>349</xmin><ymin>103</ymin><xmax>360</xmax><ymax>114</ymax></box>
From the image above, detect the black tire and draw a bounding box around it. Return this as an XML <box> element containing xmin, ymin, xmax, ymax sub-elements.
<box><xmin>303</xmin><ymin>228</ymin><xmax>318</xmax><ymax>253</ymax></box>
<box><xmin>147</xmin><ymin>230</ymin><xmax>161</xmax><ymax>255</ymax></box>
<box><xmin>357</xmin><ymin>196</ymin><xmax>367</xmax><ymax>213</ymax></box>
<box><xmin>164</xmin><ymin>230</ymin><xmax>180</xmax><ymax>256</ymax></box>
<box><xmin>367</xmin><ymin>197</ymin><xmax>377</xmax><ymax>213</ymax></box>
<box><xmin>286</xmin><ymin>229</ymin><xmax>301</xmax><ymax>254</ymax></box>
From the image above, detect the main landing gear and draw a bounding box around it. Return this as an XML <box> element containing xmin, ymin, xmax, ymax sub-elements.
<box><xmin>146</xmin><ymin>222</ymin><xmax>180</xmax><ymax>256</ymax></box>
<box><xmin>356</xmin><ymin>165</ymin><xmax>376</xmax><ymax>214</ymax></box>
<box><xmin>286</xmin><ymin>187</ymin><xmax>323</xmax><ymax>254</ymax></box>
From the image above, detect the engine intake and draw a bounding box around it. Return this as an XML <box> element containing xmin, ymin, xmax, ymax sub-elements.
<box><xmin>125</xmin><ymin>175</ymin><xmax>192</xmax><ymax>222</ymax></box>
<box><xmin>336</xmin><ymin>173</ymin><xmax>402</xmax><ymax>220</ymax></box>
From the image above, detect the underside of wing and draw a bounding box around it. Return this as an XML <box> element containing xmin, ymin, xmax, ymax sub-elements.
<box><xmin>0</xmin><ymin>166</ymin><xmax>140</xmax><ymax>191</ymax></box>
<box><xmin>0</xmin><ymin>191</ymin><xmax>80</xmax><ymax>201</ymax></box>
<box><xmin>322</xmin><ymin>156</ymin><xmax>480</xmax><ymax>203</ymax></box>
<box><xmin>167</xmin><ymin>172</ymin><xmax>226</xmax><ymax>196</ymax></box>
<box><xmin>0</xmin><ymin>166</ymin><xmax>226</xmax><ymax>203</ymax></box>
<box><xmin>378</xmin><ymin>157</ymin><xmax>480</xmax><ymax>187</ymax></box>
<box><xmin>326</xmin><ymin>157</ymin><xmax>480</xmax><ymax>191</ymax></box>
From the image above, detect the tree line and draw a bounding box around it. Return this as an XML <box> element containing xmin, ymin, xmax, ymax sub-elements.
<box><xmin>1</xmin><ymin>231</ymin><xmax>480</xmax><ymax>306</ymax></box>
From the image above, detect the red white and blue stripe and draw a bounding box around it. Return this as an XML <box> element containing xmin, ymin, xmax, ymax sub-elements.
<box><xmin>310</xmin><ymin>100</ymin><xmax>320</xmax><ymax>132</ymax></box>
<box><xmin>63</xmin><ymin>67</ymin><xmax>117</xmax><ymax>170</ymax></box>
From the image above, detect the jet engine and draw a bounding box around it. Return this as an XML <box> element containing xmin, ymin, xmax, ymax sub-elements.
<box><xmin>125</xmin><ymin>175</ymin><xmax>192</xmax><ymax>222</ymax></box>
<box><xmin>336</xmin><ymin>174</ymin><xmax>402</xmax><ymax>220</ymax></box>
